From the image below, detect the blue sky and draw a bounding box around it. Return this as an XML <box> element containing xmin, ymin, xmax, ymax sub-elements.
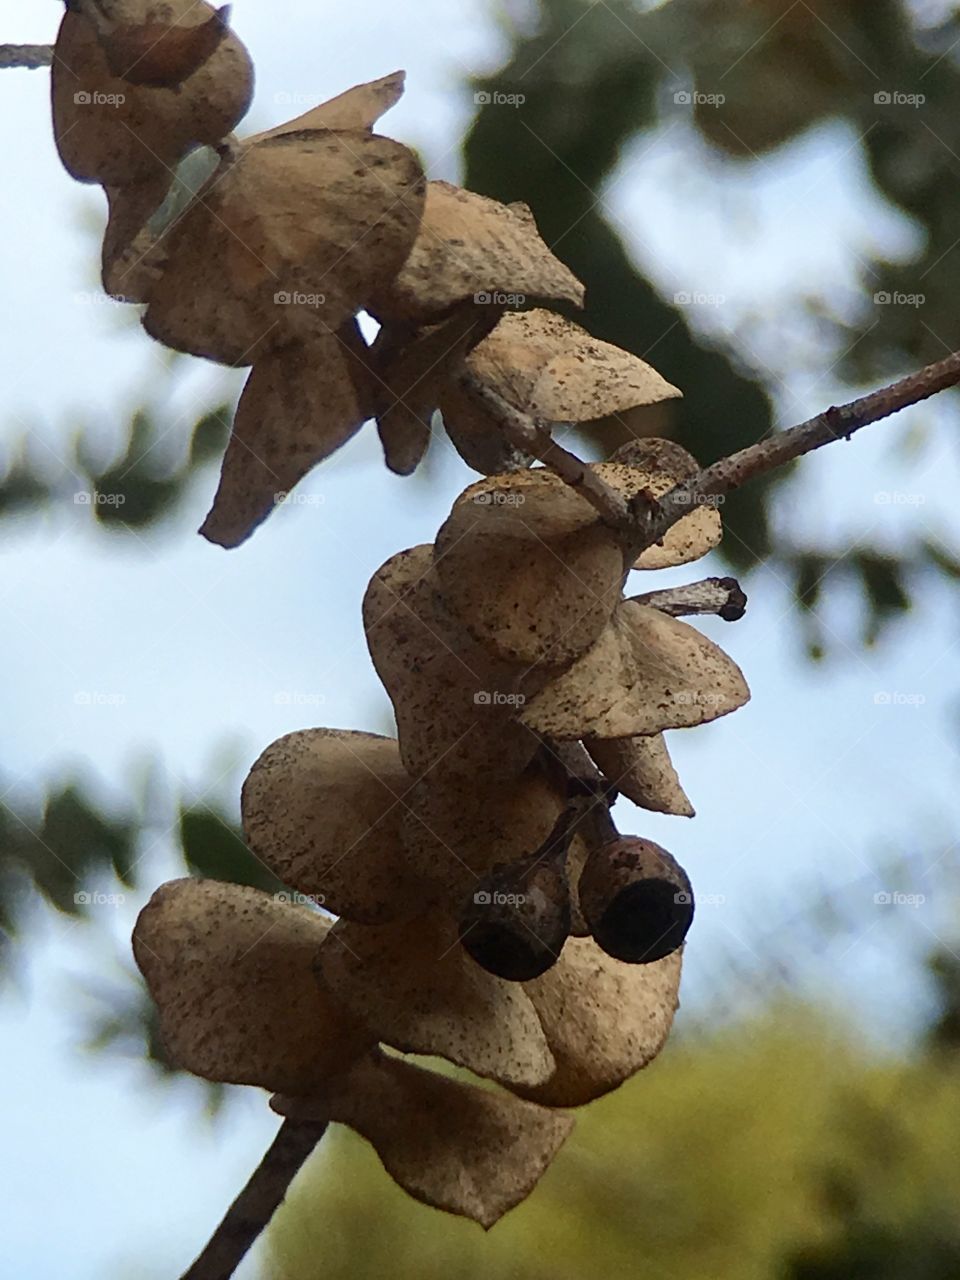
<box><xmin>2</xmin><ymin>2</ymin><xmax>960</xmax><ymax>1276</ymax></box>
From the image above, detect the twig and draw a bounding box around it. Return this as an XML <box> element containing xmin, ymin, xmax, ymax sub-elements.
<box><xmin>643</xmin><ymin>349</ymin><xmax>960</xmax><ymax>553</ymax></box>
<box><xmin>0</xmin><ymin>44</ymin><xmax>53</xmax><ymax>69</ymax></box>
<box><xmin>470</xmin><ymin>348</ymin><xmax>960</xmax><ymax>550</ymax></box>
<box><xmin>179</xmin><ymin>1118</ymin><xmax>327</xmax><ymax>1280</ymax></box>
<box><xmin>460</xmin><ymin>372</ymin><xmax>633</xmax><ymax>526</ymax></box>
<box><xmin>632</xmin><ymin>576</ymin><xmax>747</xmax><ymax>621</ymax></box>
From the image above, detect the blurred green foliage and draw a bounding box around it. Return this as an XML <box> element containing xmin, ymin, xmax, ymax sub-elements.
<box><xmin>0</xmin><ymin>767</ymin><xmax>280</xmax><ymax>1085</ymax></box>
<box><xmin>465</xmin><ymin>0</ymin><xmax>960</xmax><ymax>645</ymax></box>
<box><xmin>266</xmin><ymin>1003</ymin><xmax>960</xmax><ymax>1280</ymax></box>
<box><xmin>0</xmin><ymin>403</ymin><xmax>231</xmax><ymax>531</ymax></box>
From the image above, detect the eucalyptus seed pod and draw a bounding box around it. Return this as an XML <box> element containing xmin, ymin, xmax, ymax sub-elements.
<box><xmin>457</xmin><ymin>795</ymin><xmax>598</xmax><ymax>982</ymax></box>
<box><xmin>459</xmin><ymin>858</ymin><xmax>571</xmax><ymax>982</ymax></box>
<box><xmin>578</xmin><ymin>837</ymin><xmax>693</xmax><ymax>964</ymax></box>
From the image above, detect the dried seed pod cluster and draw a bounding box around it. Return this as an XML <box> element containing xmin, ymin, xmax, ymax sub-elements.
<box><xmin>135</xmin><ymin>429</ymin><xmax>750</xmax><ymax>1225</ymax></box>
<box><xmin>80</xmin><ymin>10</ymin><xmax>754</xmax><ymax>1231</ymax></box>
<box><xmin>51</xmin><ymin>10</ymin><xmax>700</xmax><ymax>550</ymax></box>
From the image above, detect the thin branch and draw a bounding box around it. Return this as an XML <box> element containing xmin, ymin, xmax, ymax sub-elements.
<box><xmin>632</xmin><ymin>575</ymin><xmax>747</xmax><ymax>621</ymax></box>
<box><xmin>179</xmin><ymin>1118</ymin><xmax>327</xmax><ymax>1280</ymax></box>
<box><xmin>460</xmin><ymin>372</ymin><xmax>633</xmax><ymax>526</ymax></box>
<box><xmin>471</xmin><ymin>348</ymin><xmax>960</xmax><ymax>551</ymax></box>
<box><xmin>0</xmin><ymin>44</ymin><xmax>53</xmax><ymax>69</ymax></box>
<box><xmin>643</xmin><ymin>349</ymin><xmax>960</xmax><ymax>553</ymax></box>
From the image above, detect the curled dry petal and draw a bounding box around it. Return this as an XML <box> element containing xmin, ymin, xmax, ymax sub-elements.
<box><xmin>369</xmin><ymin>182</ymin><xmax>584</xmax><ymax>325</ymax></box>
<box><xmin>132</xmin><ymin>878</ymin><xmax>373</xmax><ymax>1095</ymax></box>
<box><xmin>522</xmin><ymin>601</ymin><xmax>750</xmax><ymax>739</ymax></box>
<box><xmin>247</xmin><ymin>71</ymin><xmax>406</xmax><ymax>144</ymax></box>
<box><xmin>363</xmin><ymin>545</ymin><xmax>541</xmax><ymax>780</ymax></box>
<box><xmin>98</xmin><ymin>4</ymin><xmax>233</xmax><ymax>87</ymax></box>
<box><xmin>51</xmin><ymin>5</ymin><xmax>253</xmax><ymax>187</ymax></box>
<box><xmin>242</xmin><ymin>729</ymin><xmax>425</xmax><ymax>925</ymax></box>
<box><xmin>315</xmin><ymin>910</ymin><xmax>555</xmax><ymax>1088</ymax></box>
<box><xmin>273</xmin><ymin>1051</ymin><xmax>574</xmax><ymax>1228</ymax></box>
<box><xmin>400</xmin><ymin>764</ymin><xmax>585</xmax><ymax>913</ymax></box>
<box><xmin>515</xmin><ymin>938</ymin><xmax>682</xmax><ymax>1107</ymax></box>
<box><xmin>101</xmin><ymin>174</ymin><xmax>172</xmax><ymax>302</ymax></box>
<box><xmin>372</xmin><ymin>304</ymin><xmax>501</xmax><ymax>476</ymax></box>
<box><xmin>143</xmin><ymin>130</ymin><xmax>425</xmax><ymax>365</ymax></box>
<box><xmin>199</xmin><ymin>324</ymin><xmax>375</xmax><ymax>547</ymax></box>
<box><xmin>605</xmin><ymin>438</ymin><xmax>722</xmax><ymax>569</ymax></box>
<box><xmin>433</xmin><ymin>471</ymin><xmax>626</xmax><ymax>667</ymax></box>
<box><xmin>586</xmin><ymin>733</ymin><xmax>695</xmax><ymax>817</ymax></box>
<box><xmin>439</xmin><ymin>374</ymin><xmax>534</xmax><ymax>474</ymax></box>
<box><xmin>439</xmin><ymin>309</ymin><xmax>680</xmax><ymax>442</ymax></box>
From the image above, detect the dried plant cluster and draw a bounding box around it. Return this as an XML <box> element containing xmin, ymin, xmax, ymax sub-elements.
<box><xmin>135</xmin><ymin>444</ymin><xmax>750</xmax><ymax>1225</ymax></box>
<box><xmin>52</xmin><ymin>0</ymin><xmax>742</xmax><ymax>1232</ymax></box>
<box><xmin>36</xmin><ymin>2</ymin><xmax>960</xmax><ymax>1270</ymax></box>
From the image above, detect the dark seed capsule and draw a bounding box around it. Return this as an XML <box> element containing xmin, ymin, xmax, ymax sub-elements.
<box><xmin>578</xmin><ymin>837</ymin><xmax>694</xmax><ymax>963</ymax></box>
<box><xmin>459</xmin><ymin>861</ymin><xmax>570</xmax><ymax>982</ymax></box>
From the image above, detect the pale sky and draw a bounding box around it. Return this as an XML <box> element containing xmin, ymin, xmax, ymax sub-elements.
<box><xmin>2</xmin><ymin>2</ymin><xmax>960</xmax><ymax>1277</ymax></box>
